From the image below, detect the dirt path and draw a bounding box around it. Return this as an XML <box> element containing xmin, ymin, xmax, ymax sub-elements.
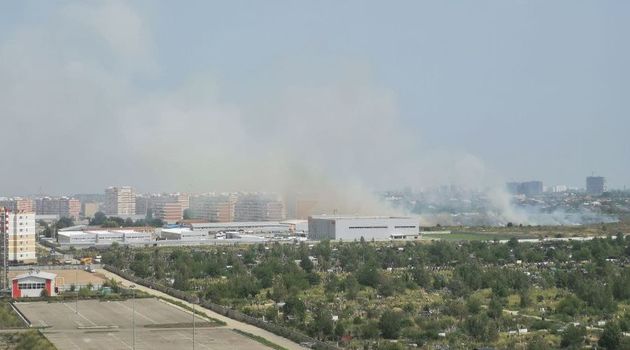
<box><xmin>97</xmin><ymin>269</ymin><xmax>308</xmax><ymax>350</ymax></box>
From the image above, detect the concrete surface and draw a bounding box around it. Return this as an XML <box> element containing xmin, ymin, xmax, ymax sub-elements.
<box><xmin>97</xmin><ymin>268</ymin><xmax>308</xmax><ymax>350</ymax></box>
<box><xmin>16</xmin><ymin>299</ymin><xmax>271</xmax><ymax>350</ymax></box>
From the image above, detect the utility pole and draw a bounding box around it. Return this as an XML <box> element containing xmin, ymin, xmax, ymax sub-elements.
<box><xmin>131</xmin><ymin>285</ymin><xmax>136</xmax><ymax>350</ymax></box>
<box><xmin>75</xmin><ymin>265</ymin><xmax>79</xmax><ymax>314</ymax></box>
<box><xmin>192</xmin><ymin>295</ymin><xmax>199</xmax><ymax>350</ymax></box>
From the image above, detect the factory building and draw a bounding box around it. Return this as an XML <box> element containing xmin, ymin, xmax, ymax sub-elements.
<box><xmin>189</xmin><ymin>221</ymin><xmax>292</xmax><ymax>235</ymax></box>
<box><xmin>57</xmin><ymin>229</ymin><xmax>152</xmax><ymax>246</ymax></box>
<box><xmin>161</xmin><ymin>228</ymin><xmax>209</xmax><ymax>240</ymax></box>
<box><xmin>308</xmin><ymin>215</ymin><xmax>420</xmax><ymax>241</ymax></box>
<box><xmin>12</xmin><ymin>271</ymin><xmax>57</xmax><ymax>298</ymax></box>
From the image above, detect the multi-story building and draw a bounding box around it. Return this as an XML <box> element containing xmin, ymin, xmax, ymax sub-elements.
<box><xmin>586</xmin><ymin>176</ymin><xmax>605</xmax><ymax>196</ymax></box>
<box><xmin>136</xmin><ymin>193</ymin><xmax>188</xmax><ymax>220</ymax></box>
<box><xmin>104</xmin><ymin>186</ymin><xmax>136</xmax><ymax>216</ymax></box>
<box><xmin>0</xmin><ymin>208</ymin><xmax>36</xmax><ymax>263</ymax></box>
<box><xmin>0</xmin><ymin>198</ymin><xmax>34</xmax><ymax>213</ymax></box>
<box><xmin>35</xmin><ymin>197</ymin><xmax>81</xmax><ymax>219</ymax></box>
<box><xmin>152</xmin><ymin>201</ymin><xmax>183</xmax><ymax>224</ymax></box>
<box><xmin>506</xmin><ymin>181</ymin><xmax>543</xmax><ymax>196</ymax></box>
<box><xmin>82</xmin><ymin>202</ymin><xmax>100</xmax><ymax>218</ymax></box>
<box><xmin>234</xmin><ymin>194</ymin><xmax>285</xmax><ymax>222</ymax></box>
<box><xmin>189</xmin><ymin>194</ymin><xmax>236</xmax><ymax>222</ymax></box>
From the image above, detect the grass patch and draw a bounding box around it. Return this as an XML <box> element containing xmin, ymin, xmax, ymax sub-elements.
<box><xmin>421</xmin><ymin>232</ymin><xmax>533</xmax><ymax>241</ymax></box>
<box><xmin>232</xmin><ymin>329</ymin><xmax>288</xmax><ymax>350</ymax></box>
<box><xmin>0</xmin><ymin>300</ymin><xmax>27</xmax><ymax>328</ymax></box>
<box><xmin>0</xmin><ymin>330</ymin><xmax>57</xmax><ymax>350</ymax></box>
<box><xmin>155</xmin><ymin>296</ymin><xmax>226</xmax><ymax>326</ymax></box>
<box><xmin>144</xmin><ymin>322</ymin><xmax>218</xmax><ymax>329</ymax></box>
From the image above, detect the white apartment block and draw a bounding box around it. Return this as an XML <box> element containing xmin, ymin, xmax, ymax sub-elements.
<box><xmin>104</xmin><ymin>186</ymin><xmax>136</xmax><ymax>216</ymax></box>
<box><xmin>0</xmin><ymin>208</ymin><xmax>37</xmax><ymax>263</ymax></box>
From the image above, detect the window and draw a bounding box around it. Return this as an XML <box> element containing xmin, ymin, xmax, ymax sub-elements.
<box><xmin>348</xmin><ymin>226</ymin><xmax>387</xmax><ymax>229</ymax></box>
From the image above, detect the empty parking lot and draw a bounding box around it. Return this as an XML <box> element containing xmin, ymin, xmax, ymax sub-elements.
<box><xmin>16</xmin><ymin>298</ymin><xmax>271</xmax><ymax>350</ymax></box>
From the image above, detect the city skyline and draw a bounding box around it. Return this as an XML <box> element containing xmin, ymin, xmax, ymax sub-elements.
<box><xmin>0</xmin><ymin>1</ymin><xmax>628</xmax><ymax>196</ymax></box>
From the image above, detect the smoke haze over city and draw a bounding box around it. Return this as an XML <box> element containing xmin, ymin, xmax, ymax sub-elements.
<box><xmin>1</xmin><ymin>1</ymin><xmax>628</xmax><ymax>218</ymax></box>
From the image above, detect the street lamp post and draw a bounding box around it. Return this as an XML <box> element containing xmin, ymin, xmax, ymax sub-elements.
<box><xmin>192</xmin><ymin>296</ymin><xmax>199</xmax><ymax>350</ymax></box>
<box><xmin>130</xmin><ymin>284</ymin><xmax>136</xmax><ymax>350</ymax></box>
<box><xmin>75</xmin><ymin>265</ymin><xmax>78</xmax><ymax>314</ymax></box>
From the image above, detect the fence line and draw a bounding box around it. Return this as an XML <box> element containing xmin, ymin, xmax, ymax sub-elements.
<box><xmin>104</xmin><ymin>265</ymin><xmax>338</xmax><ymax>350</ymax></box>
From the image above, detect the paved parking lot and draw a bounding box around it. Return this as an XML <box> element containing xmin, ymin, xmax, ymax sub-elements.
<box><xmin>16</xmin><ymin>298</ymin><xmax>270</xmax><ymax>350</ymax></box>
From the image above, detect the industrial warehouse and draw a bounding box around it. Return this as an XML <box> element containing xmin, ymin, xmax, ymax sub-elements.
<box><xmin>48</xmin><ymin>216</ymin><xmax>420</xmax><ymax>248</ymax></box>
<box><xmin>308</xmin><ymin>215</ymin><xmax>420</xmax><ymax>241</ymax></box>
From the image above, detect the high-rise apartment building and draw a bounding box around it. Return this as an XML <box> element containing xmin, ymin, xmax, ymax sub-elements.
<box><xmin>104</xmin><ymin>186</ymin><xmax>136</xmax><ymax>216</ymax></box>
<box><xmin>136</xmin><ymin>193</ymin><xmax>188</xmax><ymax>220</ymax></box>
<box><xmin>189</xmin><ymin>194</ymin><xmax>236</xmax><ymax>222</ymax></box>
<box><xmin>234</xmin><ymin>194</ymin><xmax>285</xmax><ymax>221</ymax></box>
<box><xmin>506</xmin><ymin>181</ymin><xmax>543</xmax><ymax>196</ymax></box>
<box><xmin>0</xmin><ymin>198</ymin><xmax>34</xmax><ymax>213</ymax></box>
<box><xmin>35</xmin><ymin>197</ymin><xmax>81</xmax><ymax>219</ymax></box>
<box><xmin>82</xmin><ymin>202</ymin><xmax>100</xmax><ymax>218</ymax></box>
<box><xmin>153</xmin><ymin>201</ymin><xmax>183</xmax><ymax>224</ymax></box>
<box><xmin>0</xmin><ymin>208</ymin><xmax>36</xmax><ymax>264</ymax></box>
<box><xmin>586</xmin><ymin>176</ymin><xmax>605</xmax><ymax>196</ymax></box>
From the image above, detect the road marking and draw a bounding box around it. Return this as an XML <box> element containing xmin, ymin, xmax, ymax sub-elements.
<box><xmin>63</xmin><ymin>302</ymin><xmax>98</xmax><ymax>326</ymax></box>
<box><xmin>116</xmin><ymin>300</ymin><xmax>159</xmax><ymax>324</ymax></box>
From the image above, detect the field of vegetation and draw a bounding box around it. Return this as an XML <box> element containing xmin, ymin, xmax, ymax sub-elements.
<box><xmin>100</xmin><ymin>230</ymin><xmax>630</xmax><ymax>349</ymax></box>
<box><xmin>0</xmin><ymin>331</ymin><xmax>56</xmax><ymax>350</ymax></box>
<box><xmin>0</xmin><ymin>300</ymin><xmax>55</xmax><ymax>350</ymax></box>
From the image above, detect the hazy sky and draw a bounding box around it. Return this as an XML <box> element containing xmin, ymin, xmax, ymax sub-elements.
<box><xmin>0</xmin><ymin>1</ymin><xmax>628</xmax><ymax>196</ymax></box>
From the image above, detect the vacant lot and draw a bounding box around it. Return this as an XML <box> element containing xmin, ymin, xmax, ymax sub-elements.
<box><xmin>16</xmin><ymin>299</ymin><xmax>271</xmax><ymax>350</ymax></box>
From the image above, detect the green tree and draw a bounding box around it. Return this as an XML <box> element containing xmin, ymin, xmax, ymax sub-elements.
<box><xmin>599</xmin><ymin>322</ymin><xmax>622</xmax><ymax>350</ymax></box>
<box><xmin>311</xmin><ymin>307</ymin><xmax>334</xmax><ymax>340</ymax></box>
<box><xmin>465</xmin><ymin>314</ymin><xmax>498</xmax><ymax>342</ymax></box>
<box><xmin>560</xmin><ymin>325</ymin><xmax>586</xmax><ymax>349</ymax></box>
<box><xmin>90</xmin><ymin>211</ymin><xmax>107</xmax><ymax>225</ymax></box>
<box><xmin>379</xmin><ymin>310</ymin><xmax>403</xmax><ymax>339</ymax></box>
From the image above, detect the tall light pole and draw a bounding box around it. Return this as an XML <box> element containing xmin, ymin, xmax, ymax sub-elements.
<box><xmin>192</xmin><ymin>296</ymin><xmax>199</xmax><ymax>350</ymax></box>
<box><xmin>75</xmin><ymin>265</ymin><xmax>79</xmax><ymax>314</ymax></box>
<box><xmin>130</xmin><ymin>284</ymin><xmax>136</xmax><ymax>350</ymax></box>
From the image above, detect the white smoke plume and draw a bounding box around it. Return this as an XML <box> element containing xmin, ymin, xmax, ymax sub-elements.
<box><xmin>1</xmin><ymin>1</ymin><xmax>589</xmax><ymax>225</ymax></box>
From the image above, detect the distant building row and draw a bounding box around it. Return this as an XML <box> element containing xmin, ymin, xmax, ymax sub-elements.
<box><xmin>0</xmin><ymin>197</ymin><xmax>80</xmax><ymax>219</ymax></box>
<box><xmin>507</xmin><ymin>176</ymin><xmax>607</xmax><ymax>196</ymax></box>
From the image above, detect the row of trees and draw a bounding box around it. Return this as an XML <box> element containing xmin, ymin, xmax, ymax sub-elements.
<box><xmin>89</xmin><ymin>211</ymin><xmax>164</xmax><ymax>228</ymax></box>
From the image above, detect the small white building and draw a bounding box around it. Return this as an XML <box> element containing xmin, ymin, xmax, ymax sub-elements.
<box><xmin>12</xmin><ymin>271</ymin><xmax>57</xmax><ymax>298</ymax></box>
<box><xmin>308</xmin><ymin>215</ymin><xmax>420</xmax><ymax>241</ymax></box>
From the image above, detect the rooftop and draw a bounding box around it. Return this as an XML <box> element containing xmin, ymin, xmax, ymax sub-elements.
<box><xmin>309</xmin><ymin>215</ymin><xmax>414</xmax><ymax>220</ymax></box>
<box><xmin>14</xmin><ymin>271</ymin><xmax>57</xmax><ymax>281</ymax></box>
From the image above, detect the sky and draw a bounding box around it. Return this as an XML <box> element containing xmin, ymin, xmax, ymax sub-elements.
<box><xmin>0</xmin><ymin>1</ymin><xmax>628</xmax><ymax>197</ymax></box>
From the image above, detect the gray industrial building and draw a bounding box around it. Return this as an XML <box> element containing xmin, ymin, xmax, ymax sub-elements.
<box><xmin>189</xmin><ymin>221</ymin><xmax>292</xmax><ymax>235</ymax></box>
<box><xmin>308</xmin><ymin>215</ymin><xmax>420</xmax><ymax>241</ymax></box>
